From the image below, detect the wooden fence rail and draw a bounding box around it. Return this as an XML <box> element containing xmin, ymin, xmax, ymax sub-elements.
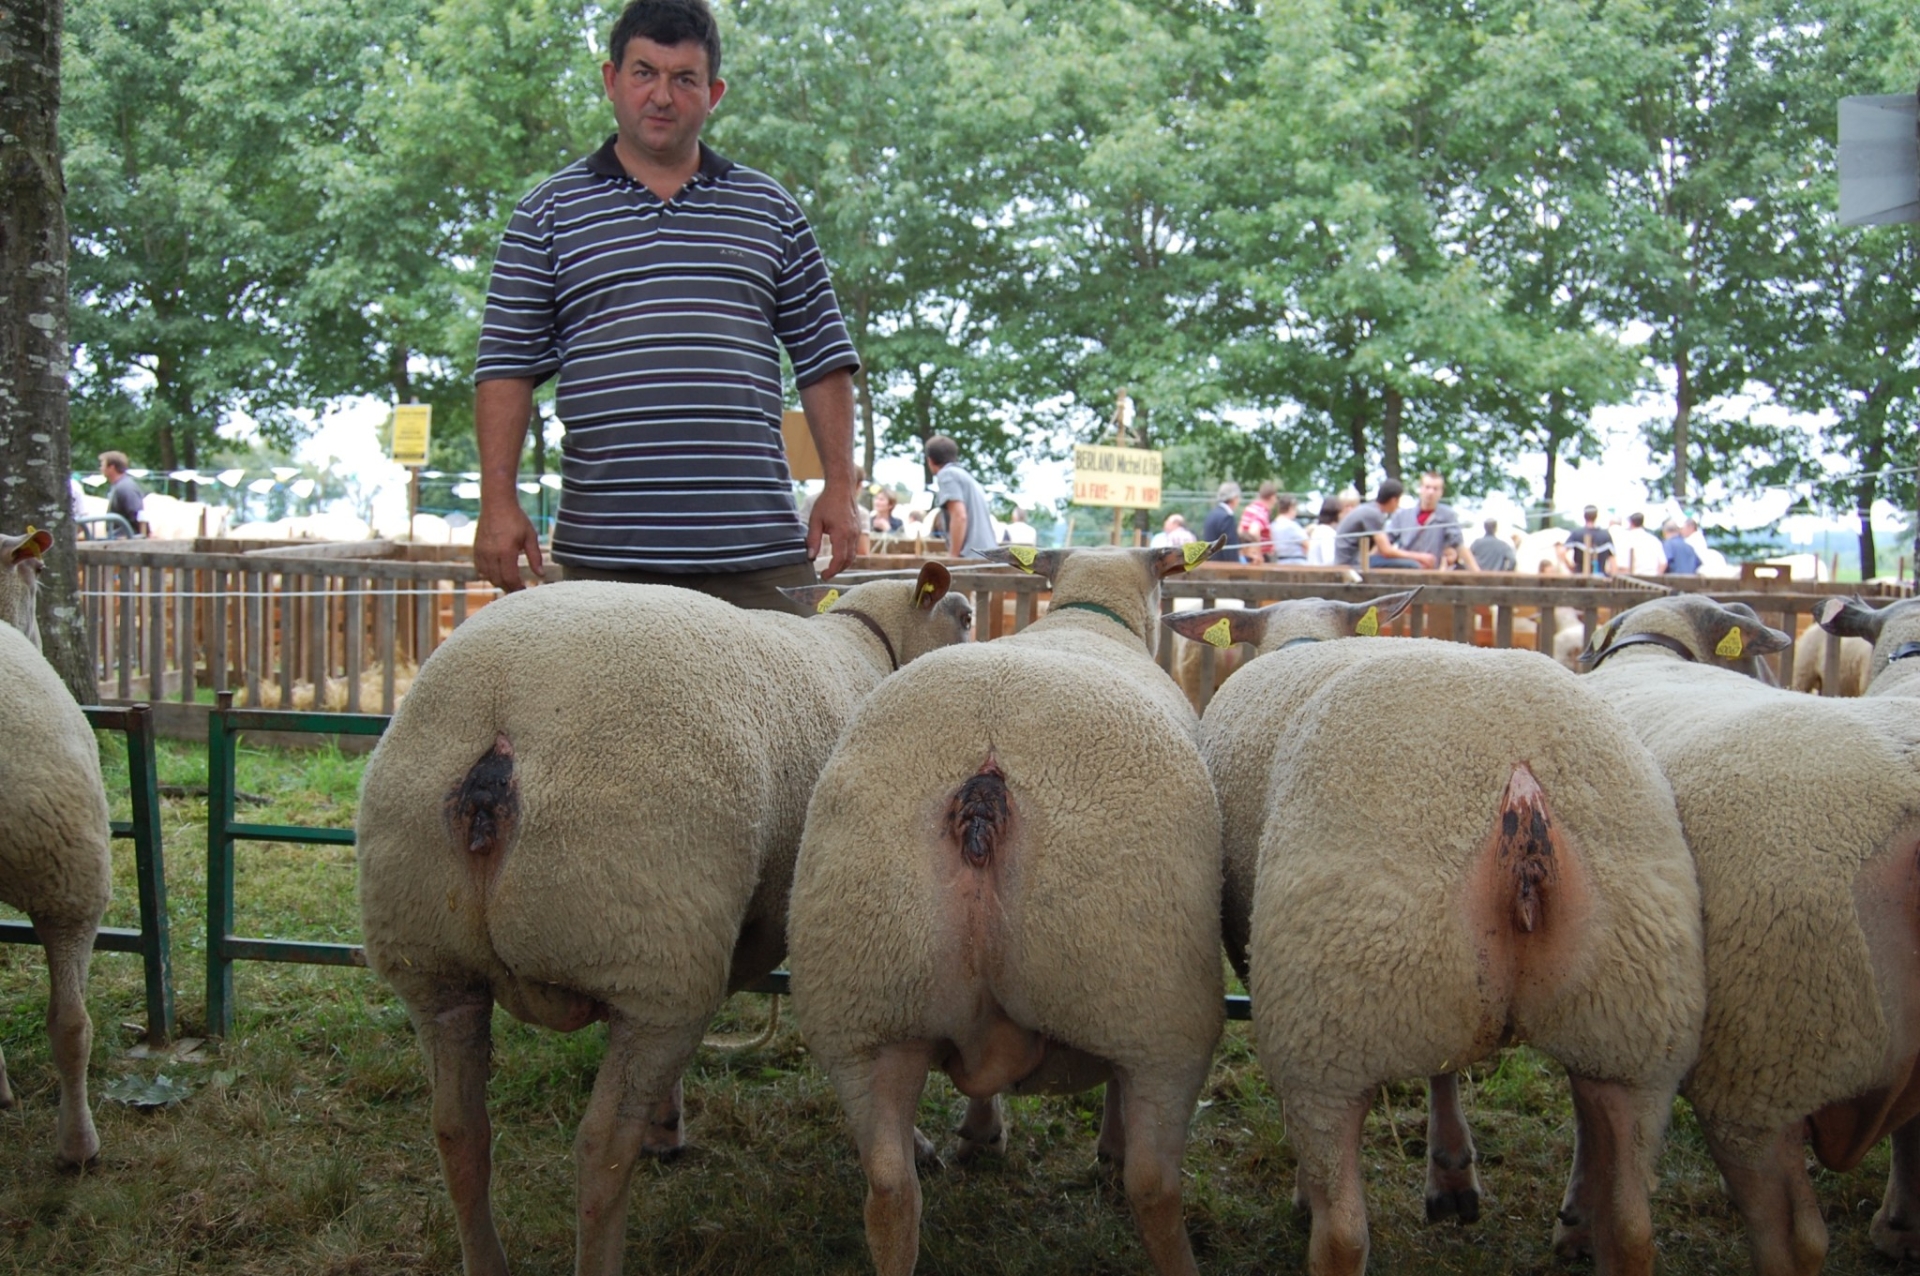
<box><xmin>79</xmin><ymin>543</ymin><xmax>1910</xmax><ymax>717</ymax></box>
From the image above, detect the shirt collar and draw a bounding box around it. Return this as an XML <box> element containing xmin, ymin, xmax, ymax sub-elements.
<box><xmin>585</xmin><ymin>136</ymin><xmax>735</xmax><ymax>187</ymax></box>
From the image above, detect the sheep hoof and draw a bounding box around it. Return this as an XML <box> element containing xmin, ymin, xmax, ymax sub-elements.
<box><xmin>1425</xmin><ymin>1186</ymin><xmax>1480</xmax><ymax>1225</ymax></box>
<box><xmin>953</xmin><ymin>1127</ymin><xmax>1006</xmax><ymax>1165</ymax></box>
<box><xmin>912</xmin><ymin>1127</ymin><xmax>945</xmax><ymax>1171</ymax></box>
<box><xmin>1552</xmin><ymin>1210</ymin><xmax>1593</xmax><ymax>1259</ymax></box>
<box><xmin>1871</xmin><ymin>1210</ymin><xmax>1920</xmax><ymax>1259</ymax></box>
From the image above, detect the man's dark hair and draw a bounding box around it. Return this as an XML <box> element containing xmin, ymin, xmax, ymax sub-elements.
<box><xmin>1375</xmin><ymin>478</ymin><xmax>1404</xmax><ymax>505</ymax></box>
<box><xmin>1628</xmin><ymin>511</ymin><xmax>1646</xmax><ymax>528</ymax></box>
<box><xmin>1582</xmin><ymin>505</ymin><xmax>1599</xmax><ymax>522</ymax></box>
<box><xmin>609</xmin><ymin>0</ymin><xmax>721</xmax><ymax>78</ymax></box>
<box><xmin>925</xmin><ymin>435</ymin><xmax>960</xmax><ymax>467</ymax></box>
<box><xmin>1484</xmin><ymin>518</ymin><xmax>1499</xmax><ymax>535</ymax></box>
<box><xmin>1275</xmin><ymin>495</ymin><xmax>1297</xmax><ymax>516</ymax></box>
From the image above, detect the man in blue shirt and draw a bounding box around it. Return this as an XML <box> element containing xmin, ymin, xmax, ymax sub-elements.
<box><xmin>1662</xmin><ymin>520</ymin><xmax>1702</xmax><ymax>575</ymax></box>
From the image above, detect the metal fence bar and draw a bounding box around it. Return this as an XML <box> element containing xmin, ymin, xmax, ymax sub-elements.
<box><xmin>0</xmin><ymin>703</ymin><xmax>174</xmax><ymax>1043</ymax></box>
<box><xmin>204</xmin><ymin>692</ymin><xmax>389</xmax><ymax>1036</ymax></box>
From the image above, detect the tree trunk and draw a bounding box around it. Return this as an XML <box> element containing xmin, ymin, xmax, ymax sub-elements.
<box><xmin>1857</xmin><ymin>431</ymin><xmax>1886</xmax><ymax>580</ymax></box>
<box><xmin>1347</xmin><ymin>392</ymin><xmax>1369</xmax><ymax>493</ymax></box>
<box><xmin>1</xmin><ymin>0</ymin><xmax>93</xmax><ymax>701</ymax></box>
<box><xmin>1382</xmin><ymin>385</ymin><xmax>1403</xmax><ymax>482</ymax></box>
<box><xmin>854</xmin><ymin>364</ymin><xmax>875</xmax><ymax>486</ymax></box>
<box><xmin>1672</xmin><ymin>345</ymin><xmax>1692</xmax><ymax>502</ymax></box>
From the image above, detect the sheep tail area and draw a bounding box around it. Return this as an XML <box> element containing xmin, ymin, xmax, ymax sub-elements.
<box><xmin>947</xmin><ymin>758</ymin><xmax>1012</xmax><ymax>869</ymax></box>
<box><xmin>446</xmin><ymin>734</ymin><xmax>519</xmax><ymax>860</ymax></box>
<box><xmin>1497</xmin><ymin>764</ymin><xmax>1557</xmax><ymax>934</ymax></box>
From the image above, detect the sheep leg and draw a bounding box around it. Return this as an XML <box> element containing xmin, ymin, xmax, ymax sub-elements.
<box><xmin>416</xmin><ymin>989</ymin><xmax>508</xmax><ymax>1276</ymax></box>
<box><xmin>1096</xmin><ymin>1079</ymin><xmax>1127</xmax><ymax>1166</ymax></box>
<box><xmin>953</xmin><ymin>1093</ymin><xmax>1006</xmax><ymax>1163</ymax></box>
<box><xmin>39</xmin><ymin>917</ymin><xmax>100</xmax><ymax>1168</ymax></box>
<box><xmin>574</xmin><ymin>1014</ymin><xmax>704</xmax><ymax>1276</ymax></box>
<box><xmin>0</xmin><ymin>1039</ymin><xmax>11</xmax><ymax>1108</ymax></box>
<box><xmin>1706</xmin><ymin>1118</ymin><xmax>1827</xmax><ymax>1276</ymax></box>
<box><xmin>641</xmin><ymin>1078</ymin><xmax>684</xmax><ymax>1157</ymax></box>
<box><xmin>836</xmin><ymin>1040</ymin><xmax>935</xmax><ymax>1276</ymax></box>
<box><xmin>1289</xmin><ymin>1089</ymin><xmax>1371</xmax><ymax>1276</ymax></box>
<box><xmin>1424</xmin><ymin>1071</ymin><xmax>1480</xmax><ymax>1223</ymax></box>
<box><xmin>1552</xmin><ymin>1076</ymin><xmax>1660</xmax><ymax>1276</ymax></box>
<box><xmin>1872</xmin><ymin>1114</ymin><xmax>1920</xmax><ymax>1258</ymax></box>
<box><xmin>1112</xmin><ymin>1067</ymin><xmax>1205</xmax><ymax>1276</ymax></box>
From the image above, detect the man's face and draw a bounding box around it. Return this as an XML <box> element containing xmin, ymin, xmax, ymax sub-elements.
<box><xmin>1418</xmin><ymin>475</ymin><xmax>1444</xmax><ymax>511</ymax></box>
<box><xmin>101</xmin><ymin>461</ymin><xmax>120</xmax><ymax>481</ymax></box>
<box><xmin>603</xmin><ymin>37</ymin><xmax>725</xmax><ymax>166</ymax></box>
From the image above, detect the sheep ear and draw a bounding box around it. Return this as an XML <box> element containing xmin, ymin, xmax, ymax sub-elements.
<box><xmin>978</xmin><ymin>546</ymin><xmax>1067</xmax><ymax>578</ymax></box>
<box><xmin>1818</xmin><ymin>596</ymin><xmax>1884</xmax><ymax>642</ymax></box>
<box><xmin>913</xmin><ymin>561</ymin><xmax>952</xmax><ymax>610</ymax></box>
<box><xmin>1151</xmin><ymin>534</ymin><xmax>1227</xmax><ymax>578</ymax></box>
<box><xmin>8</xmin><ymin>527</ymin><xmax>50</xmax><ymax>565</ymax></box>
<box><xmin>1345</xmin><ymin>587</ymin><xmax>1419</xmax><ymax>637</ymax></box>
<box><xmin>1577</xmin><ymin>616</ymin><xmax>1619</xmax><ymax>666</ymax></box>
<box><xmin>1164</xmin><ymin>607</ymin><xmax>1267</xmax><ymax>650</ymax></box>
<box><xmin>782</xmin><ymin>585</ymin><xmax>841</xmax><ymax>615</ymax></box>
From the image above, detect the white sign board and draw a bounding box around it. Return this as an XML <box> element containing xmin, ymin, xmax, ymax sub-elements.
<box><xmin>1839</xmin><ymin>92</ymin><xmax>1919</xmax><ymax>226</ymax></box>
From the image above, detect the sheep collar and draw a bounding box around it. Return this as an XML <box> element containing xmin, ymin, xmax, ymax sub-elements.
<box><xmin>1278</xmin><ymin>636</ymin><xmax>1321</xmax><ymax>650</ymax></box>
<box><xmin>1052</xmin><ymin>601</ymin><xmax>1138</xmax><ymax>640</ymax></box>
<box><xmin>829</xmin><ymin>607</ymin><xmax>899</xmax><ymax>672</ymax></box>
<box><xmin>1889</xmin><ymin>641</ymin><xmax>1920</xmax><ymax>665</ymax></box>
<box><xmin>1586</xmin><ymin>630</ymin><xmax>1697</xmax><ymax>671</ymax></box>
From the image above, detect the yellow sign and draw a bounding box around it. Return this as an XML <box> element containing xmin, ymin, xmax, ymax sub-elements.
<box><xmin>1071</xmin><ymin>444</ymin><xmax>1162</xmax><ymax>509</ymax></box>
<box><xmin>391</xmin><ymin>405</ymin><xmax>433</xmax><ymax>467</ymax></box>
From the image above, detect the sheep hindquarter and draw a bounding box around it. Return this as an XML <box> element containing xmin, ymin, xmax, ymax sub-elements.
<box><xmin>790</xmin><ymin>545</ymin><xmax>1223</xmax><ymax>1276</ymax></box>
<box><xmin>356</xmin><ymin>571</ymin><xmax>969</xmax><ymax>1276</ymax></box>
<box><xmin>1216</xmin><ymin>640</ymin><xmax>1702</xmax><ymax>1276</ymax></box>
<box><xmin>1590</xmin><ymin>618</ymin><xmax>1920</xmax><ymax>1276</ymax></box>
<box><xmin>0</xmin><ymin>609</ymin><xmax>112</xmax><ymax>1167</ymax></box>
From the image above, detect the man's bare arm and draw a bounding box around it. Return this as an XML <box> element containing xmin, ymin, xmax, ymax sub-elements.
<box><xmin>944</xmin><ymin>500</ymin><xmax>967</xmax><ymax>559</ymax></box>
<box><xmin>474</xmin><ymin>377</ymin><xmax>544</xmax><ymax>592</ymax></box>
<box><xmin>798</xmin><ymin>369</ymin><xmax>859</xmax><ymax>579</ymax></box>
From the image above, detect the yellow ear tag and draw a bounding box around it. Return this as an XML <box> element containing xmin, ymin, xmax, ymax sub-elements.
<box><xmin>16</xmin><ymin>526</ymin><xmax>43</xmax><ymax>558</ymax></box>
<box><xmin>1008</xmin><ymin>545</ymin><xmax>1038</xmax><ymax>573</ymax></box>
<box><xmin>1356</xmin><ymin>606</ymin><xmax>1380</xmax><ymax>637</ymax></box>
<box><xmin>815</xmin><ymin>589</ymin><xmax>840</xmax><ymax>614</ymax></box>
<box><xmin>1715</xmin><ymin>627</ymin><xmax>1744</xmax><ymax>659</ymax></box>
<box><xmin>1203</xmin><ymin>617</ymin><xmax>1234</xmax><ymax>648</ymax></box>
<box><xmin>916</xmin><ymin>581</ymin><xmax>936</xmax><ymax>605</ymax></box>
<box><xmin>1182</xmin><ymin>541</ymin><xmax>1207</xmax><ymax>570</ymax></box>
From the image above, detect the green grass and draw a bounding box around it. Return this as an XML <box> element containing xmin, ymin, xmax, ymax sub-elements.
<box><xmin>0</xmin><ymin>738</ymin><xmax>1903</xmax><ymax>1273</ymax></box>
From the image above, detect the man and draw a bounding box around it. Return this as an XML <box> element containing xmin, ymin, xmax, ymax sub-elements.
<box><xmin>1661</xmin><ymin>519</ymin><xmax>1701</xmax><ymax>575</ymax></box>
<box><xmin>1559</xmin><ymin>505</ymin><xmax>1612</xmax><ymax>576</ymax></box>
<box><xmin>1334</xmin><ymin>479</ymin><xmax>1424</xmax><ymax>568</ymax></box>
<box><xmin>1611</xmin><ymin>512</ymin><xmax>1667</xmax><ymax>577</ymax></box>
<box><xmin>1152</xmin><ymin>513</ymin><xmax>1196</xmax><ymax>548</ymax></box>
<box><xmin>1470</xmin><ymin>518</ymin><xmax>1517</xmax><ymax>572</ymax></box>
<box><xmin>1269</xmin><ymin>495</ymin><xmax>1309</xmax><ymax>564</ymax></box>
<box><xmin>1238</xmin><ymin>481</ymin><xmax>1279</xmax><ymax>562</ymax></box>
<box><xmin>1201</xmin><ymin>482</ymin><xmax>1242</xmax><ymax>561</ymax></box>
<box><xmin>1384</xmin><ymin>472</ymin><xmax>1476</xmax><ymax>571</ymax></box>
<box><xmin>471</xmin><ymin>0</ymin><xmax>861</xmax><ymax>612</ymax></box>
<box><xmin>925</xmin><ymin>435</ymin><xmax>999</xmax><ymax>558</ymax></box>
<box><xmin>99</xmin><ymin>451</ymin><xmax>144</xmax><ymax>538</ymax></box>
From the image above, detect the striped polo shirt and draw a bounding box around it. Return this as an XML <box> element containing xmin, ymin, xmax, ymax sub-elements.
<box><xmin>476</xmin><ymin>137</ymin><xmax>860</xmax><ymax>573</ymax></box>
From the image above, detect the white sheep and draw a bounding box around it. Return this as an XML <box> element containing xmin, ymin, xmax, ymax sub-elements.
<box><xmin>1168</xmin><ymin>593</ymin><xmax>1704</xmax><ymax>1276</ymax></box>
<box><xmin>1789</xmin><ymin>622</ymin><xmax>1872</xmax><ymax>697</ymax></box>
<box><xmin>0</xmin><ymin>527</ymin><xmax>112</xmax><ymax>1166</ymax></box>
<box><xmin>788</xmin><ymin>541</ymin><xmax>1225</xmax><ymax>1276</ymax></box>
<box><xmin>355</xmin><ymin>566</ymin><xmax>973</xmax><ymax>1276</ymax></box>
<box><xmin>1585</xmin><ymin>594</ymin><xmax>1920</xmax><ymax>1274</ymax></box>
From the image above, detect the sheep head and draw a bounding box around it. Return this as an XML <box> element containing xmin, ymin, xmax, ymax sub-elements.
<box><xmin>0</xmin><ymin>527</ymin><xmax>53</xmax><ymax>648</ymax></box>
<box><xmin>979</xmin><ymin>538</ymin><xmax>1226</xmax><ymax>657</ymax></box>
<box><xmin>1163</xmin><ymin>588</ymin><xmax>1419</xmax><ymax>657</ymax></box>
<box><xmin>785</xmin><ymin>561</ymin><xmax>974</xmax><ymax>668</ymax></box>
<box><xmin>1819</xmin><ymin>595</ymin><xmax>1920</xmax><ymax>689</ymax></box>
<box><xmin>1582</xmin><ymin>595</ymin><xmax>1790</xmax><ymax>677</ymax></box>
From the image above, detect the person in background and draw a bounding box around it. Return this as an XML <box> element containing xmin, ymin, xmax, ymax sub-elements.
<box><xmin>1385</xmin><ymin>471</ymin><xmax>1476</xmax><ymax>571</ymax></box>
<box><xmin>1336</xmin><ymin>479</ymin><xmax>1426</xmax><ymax>568</ymax></box>
<box><xmin>1002</xmin><ymin>506</ymin><xmax>1039</xmax><ymax>546</ymax></box>
<box><xmin>1611</xmin><ymin>511</ymin><xmax>1668</xmax><ymax>576</ymax></box>
<box><xmin>1152</xmin><ymin>513</ymin><xmax>1197</xmax><ymax>548</ymax></box>
<box><xmin>1661</xmin><ymin>518</ymin><xmax>1701</xmax><ymax>575</ymax></box>
<box><xmin>925</xmin><ymin>434</ymin><xmax>999</xmax><ymax>558</ymax></box>
<box><xmin>1681</xmin><ymin>516</ymin><xmax>1709</xmax><ymax>557</ymax></box>
<box><xmin>868</xmin><ymin>488</ymin><xmax>903</xmax><ymax>534</ymax></box>
<box><xmin>1559</xmin><ymin>505</ymin><xmax>1612</xmax><ymax>576</ymax></box>
<box><xmin>1470</xmin><ymin>517</ymin><xmax>1517</xmax><ymax>571</ymax></box>
<box><xmin>1269</xmin><ymin>494</ymin><xmax>1309</xmax><ymax>563</ymax></box>
<box><xmin>1238</xmin><ymin>481</ymin><xmax>1279</xmax><ymax>562</ymax></box>
<box><xmin>99</xmin><ymin>451</ymin><xmax>145</xmax><ymax>538</ymax></box>
<box><xmin>1202</xmin><ymin>481</ymin><xmax>1243</xmax><ymax>562</ymax></box>
<box><xmin>1305</xmin><ymin>499</ymin><xmax>1342</xmax><ymax>565</ymax></box>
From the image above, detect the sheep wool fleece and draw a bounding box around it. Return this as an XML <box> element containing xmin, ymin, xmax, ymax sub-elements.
<box><xmin>1590</xmin><ymin>651</ymin><xmax>1920</xmax><ymax>1159</ymax></box>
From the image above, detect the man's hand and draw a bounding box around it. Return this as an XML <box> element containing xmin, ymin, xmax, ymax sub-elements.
<box><xmin>808</xmin><ymin>483</ymin><xmax>861</xmax><ymax>579</ymax></box>
<box><xmin>475</xmin><ymin>503</ymin><xmax>545</xmax><ymax>592</ymax></box>
<box><xmin>1412</xmin><ymin>550</ymin><xmax>1438</xmax><ymax>569</ymax></box>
